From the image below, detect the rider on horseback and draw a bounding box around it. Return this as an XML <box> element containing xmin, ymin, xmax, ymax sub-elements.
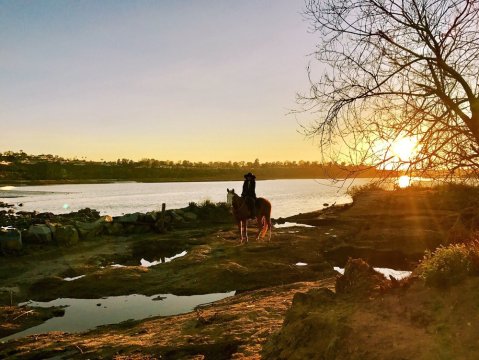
<box><xmin>241</xmin><ymin>172</ymin><xmax>256</xmax><ymax>218</ymax></box>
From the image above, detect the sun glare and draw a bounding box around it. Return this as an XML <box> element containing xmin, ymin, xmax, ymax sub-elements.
<box><xmin>391</xmin><ymin>136</ymin><xmax>417</xmax><ymax>162</ymax></box>
<box><xmin>376</xmin><ymin>135</ymin><xmax>419</xmax><ymax>171</ymax></box>
<box><xmin>398</xmin><ymin>175</ymin><xmax>411</xmax><ymax>188</ymax></box>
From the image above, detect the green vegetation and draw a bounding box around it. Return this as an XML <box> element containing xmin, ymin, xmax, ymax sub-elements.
<box><xmin>346</xmin><ymin>182</ymin><xmax>385</xmax><ymax>200</ymax></box>
<box><xmin>417</xmin><ymin>242</ymin><xmax>479</xmax><ymax>287</ymax></box>
<box><xmin>0</xmin><ymin>151</ymin><xmax>388</xmax><ymax>184</ymax></box>
<box><xmin>186</xmin><ymin>200</ymin><xmax>231</xmax><ymax>222</ymax></box>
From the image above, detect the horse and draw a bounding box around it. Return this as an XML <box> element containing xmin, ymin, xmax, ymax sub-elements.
<box><xmin>226</xmin><ymin>188</ymin><xmax>272</xmax><ymax>243</ymax></box>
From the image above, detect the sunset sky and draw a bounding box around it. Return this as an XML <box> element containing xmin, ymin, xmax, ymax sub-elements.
<box><xmin>1</xmin><ymin>0</ymin><xmax>320</xmax><ymax>162</ymax></box>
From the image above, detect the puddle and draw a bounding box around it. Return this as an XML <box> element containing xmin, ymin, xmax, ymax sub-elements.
<box><xmin>334</xmin><ymin>266</ymin><xmax>411</xmax><ymax>280</ymax></box>
<box><xmin>274</xmin><ymin>222</ymin><xmax>315</xmax><ymax>228</ymax></box>
<box><xmin>63</xmin><ymin>275</ymin><xmax>86</xmax><ymax>281</ymax></box>
<box><xmin>295</xmin><ymin>262</ymin><xmax>308</xmax><ymax>266</ymax></box>
<box><xmin>140</xmin><ymin>250</ymin><xmax>187</xmax><ymax>267</ymax></box>
<box><xmin>1</xmin><ymin>291</ymin><xmax>235</xmax><ymax>342</ymax></box>
<box><xmin>105</xmin><ymin>251</ymin><xmax>188</xmax><ymax>269</ymax></box>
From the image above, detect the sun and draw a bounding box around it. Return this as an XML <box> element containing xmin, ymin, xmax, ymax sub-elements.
<box><xmin>398</xmin><ymin>175</ymin><xmax>411</xmax><ymax>188</ymax></box>
<box><xmin>374</xmin><ymin>135</ymin><xmax>419</xmax><ymax>171</ymax></box>
<box><xmin>391</xmin><ymin>136</ymin><xmax>417</xmax><ymax>162</ymax></box>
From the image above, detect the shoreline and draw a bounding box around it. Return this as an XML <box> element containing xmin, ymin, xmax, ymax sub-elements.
<box><xmin>0</xmin><ymin>175</ymin><xmax>380</xmax><ymax>187</ymax></box>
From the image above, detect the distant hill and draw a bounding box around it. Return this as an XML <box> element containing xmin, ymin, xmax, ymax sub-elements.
<box><xmin>0</xmin><ymin>151</ymin><xmax>391</xmax><ymax>184</ymax></box>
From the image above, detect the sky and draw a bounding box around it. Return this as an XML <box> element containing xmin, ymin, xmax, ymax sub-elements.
<box><xmin>1</xmin><ymin>0</ymin><xmax>321</xmax><ymax>162</ymax></box>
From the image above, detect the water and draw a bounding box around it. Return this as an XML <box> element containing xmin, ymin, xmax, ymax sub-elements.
<box><xmin>1</xmin><ymin>291</ymin><xmax>235</xmax><ymax>342</ymax></box>
<box><xmin>334</xmin><ymin>266</ymin><xmax>412</xmax><ymax>280</ymax></box>
<box><xmin>0</xmin><ymin>178</ymin><xmax>371</xmax><ymax>218</ymax></box>
<box><xmin>0</xmin><ymin>178</ymin><xmax>371</xmax><ymax>341</ymax></box>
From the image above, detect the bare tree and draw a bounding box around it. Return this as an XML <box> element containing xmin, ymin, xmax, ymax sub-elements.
<box><xmin>300</xmin><ymin>0</ymin><xmax>479</xmax><ymax>180</ymax></box>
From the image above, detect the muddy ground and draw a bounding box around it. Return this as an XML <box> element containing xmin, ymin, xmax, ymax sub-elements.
<box><xmin>1</xmin><ymin>186</ymin><xmax>478</xmax><ymax>359</ymax></box>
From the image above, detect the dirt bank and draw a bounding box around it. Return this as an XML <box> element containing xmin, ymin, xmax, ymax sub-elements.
<box><xmin>263</xmin><ymin>259</ymin><xmax>479</xmax><ymax>360</ymax></box>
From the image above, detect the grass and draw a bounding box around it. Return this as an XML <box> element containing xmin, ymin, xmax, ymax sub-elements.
<box><xmin>347</xmin><ymin>182</ymin><xmax>384</xmax><ymax>200</ymax></box>
<box><xmin>417</xmin><ymin>241</ymin><xmax>479</xmax><ymax>287</ymax></box>
<box><xmin>187</xmin><ymin>200</ymin><xmax>231</xmax><ymax>222</ymax></box>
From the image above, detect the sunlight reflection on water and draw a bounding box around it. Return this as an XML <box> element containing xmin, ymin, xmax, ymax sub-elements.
<box><xmin>334</xmin><ymin>266</ymin><xmax>412</xmax><ymax>280</ymax></box>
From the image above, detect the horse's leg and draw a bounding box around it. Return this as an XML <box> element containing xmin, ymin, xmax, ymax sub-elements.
<box><xmin>261</xmin><ymin>205</ymin><xmax>272</xmax><ymax>241</ymax></box>
<box><xmin>262</xmin><ymin>216</ymin><xmax>270</xmax><ymax>239</ymax></box>
<box><xmin>243</xmin><ymin>220</ymin><xmax>248</xmax><ymax>243</ymax></box>
<box><xmin>256</xmin><ymin>215</ymin><xmax>263</xmax><ymax>240</ymax></box>
<box><xmin>238</xmin><ymin>221</ymin><xmax>244</xmax><ymax>244</ymax></box>
<box><xmin>267</xmin><ymin>213</ymin><xmax>272</xmax><ymax>241</ymax></box>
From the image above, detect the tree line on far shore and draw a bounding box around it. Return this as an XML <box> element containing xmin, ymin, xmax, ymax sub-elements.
<box><xmin>0</xmin><ymin>151</ymin><xmax>390</xmax><ymax>183</ymax></box>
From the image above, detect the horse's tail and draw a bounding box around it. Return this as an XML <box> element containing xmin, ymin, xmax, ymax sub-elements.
<box><xmin>258</xmin><ymin>197</ymin><xmax>272</xmax><ymax>241</ymax></box>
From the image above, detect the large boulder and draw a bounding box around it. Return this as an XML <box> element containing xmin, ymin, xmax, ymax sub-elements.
<box><xmin>0</xmin><ymin>227</ymin><xmax>22</xmax><ymax>254</ymax></box>
<box><xmin>75</xmin><ymin>215</ymin><xmax>112</xmax><ymax>240</ymax></box>
<box><xmin>27</xmin><ymin>224</ymin><xmax>53</xmax><ymax>243</ymax></box>
<box><xmin>182</xmin><ymin>212</ymin><xmax>198</xmax><ymax>221</ymax></box>
<box><xmin>104</xmin><ymin>222</ymin><xmax>124</xmax><ymax>236</ymax></box>
<box><xmin>335</xmin><ymin>258</ymin><xmax>386</xmax><ymax>295</ymax></box>
<box><xmin>116</xmin><ymin>213</ymin><xmax>140</xmax><ymax>223</ymax></box>
<box><xmin>169</xmin><ymin>210</ymin><xmax>185</xmax><ymax>223</ymax></box>
<box><xmin>138</xmin><ymin>212</ymin><xmax>157</xmax><ymax>224</ymax></box>
<box><xmin>54</xmin><ymin>225</ymin><xmax>79</xmax><ymax>246</ymax></box>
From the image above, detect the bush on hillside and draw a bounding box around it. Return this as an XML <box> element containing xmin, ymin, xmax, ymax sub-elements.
<box><xmin>417</xmin><ymin>242</ymin><xmax>479</xmax><ymax>287</ymax></box>
<box><xmin>347</xmin><ymin>182</ymin><xmax>384</xmax><ymax>200</ymax></box>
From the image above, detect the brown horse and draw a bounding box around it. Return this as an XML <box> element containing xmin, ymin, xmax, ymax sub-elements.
<box><xmin>226</xmin><ymin>188</ymin><xmax>272</xmax><ymax>243</ymax></box>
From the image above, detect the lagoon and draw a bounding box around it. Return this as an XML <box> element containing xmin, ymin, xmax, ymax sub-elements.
<box><xmin>0</xmin><ymin>178</ymin><xmax>372</xmax><ymax>218</ymax></box>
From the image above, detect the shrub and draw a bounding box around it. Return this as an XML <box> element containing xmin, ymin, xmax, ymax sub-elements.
<box><xmin>347</xmin><ymin>182</ymin><xmax>384</xmax><ymax>200</ymax></box>
<box><xmin>187</xmin><ymin>200</ymin><xmax>230</xmax><ymax>222</ymax></box>
<box><xmin>417</xmin><ymin>243</ymin><xmax>479</xmax><ymax>287</ymax></box>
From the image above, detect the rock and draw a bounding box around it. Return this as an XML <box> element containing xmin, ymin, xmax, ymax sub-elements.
<box><xmin>75</xmin><ymin>215</ymin><xmax>112</xmax><ymax>240</ymax></box>
<box><xmin>104</xmin><ymin>222</ymin><xmax>124</xmax><ymax>236</ymax></box>
<box><xmin>335</xmin><ymin>258</ymin><xmax>386</xmax><ymax>295</ymax></box>
<box><xmin>138</xmin><ymin>213</ymin><xmax>156</xmax><ymax>224</ymax></box>
<box><xmin>54</xmin><ymin>225</ymin><xmax>79</xmax><ymax>246</ymax></box>
<box><xmin>37</xmin><ymin>212</ymin><xmax>55</xmax><ymax>220</ymax></box>
<box><xmin>76</xmin><ymin>208</ymin><xmax>100</xmax><ymax>221</ymax></box>
<box><xmin>0</xmin><ymin>227</ymin><xmax>22</xmax><ymax>254</ymax></box>
<box><xmin>263</xmin><ymin>286</ymin><xmax>349</xmax><ymax>360</ymax></box>
<box><xmin>0</xmin><ymin>210</ymin><xmax>14</xmax><ymax>228</ymax></box>
<box><xmin>116</xmin><ymin>213</ymin><xmax>140</xmax><ymax>223</ymax></box>
<box><xmin>27</xmin><ymin>224</ymin><xmax>53</xmax><ymax>243</ymax></box>
<box><xmin>182</xmin><ymin>212</ymin><xmax>198</xmax><ymax>221</ymax></box>
<box><xmin>146</xmin><ymin>211</ymin><xmax>158</xmax><ymax>221</ymax></box>
<box><xmin>169</xmin><ymin>211</ymin><xmax>184</xmax><ymax>223</ymax></box>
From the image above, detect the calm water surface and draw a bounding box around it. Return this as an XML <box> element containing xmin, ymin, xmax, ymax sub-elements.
<box><xmin>1</xmin><ymin>291</ymin><xmax>235</xmax><ymax>342</ymax></box>
<box><xmin>0</xmin><ymin>179</ymin><xmax>371</xmax><ymax>218</ymax></box>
